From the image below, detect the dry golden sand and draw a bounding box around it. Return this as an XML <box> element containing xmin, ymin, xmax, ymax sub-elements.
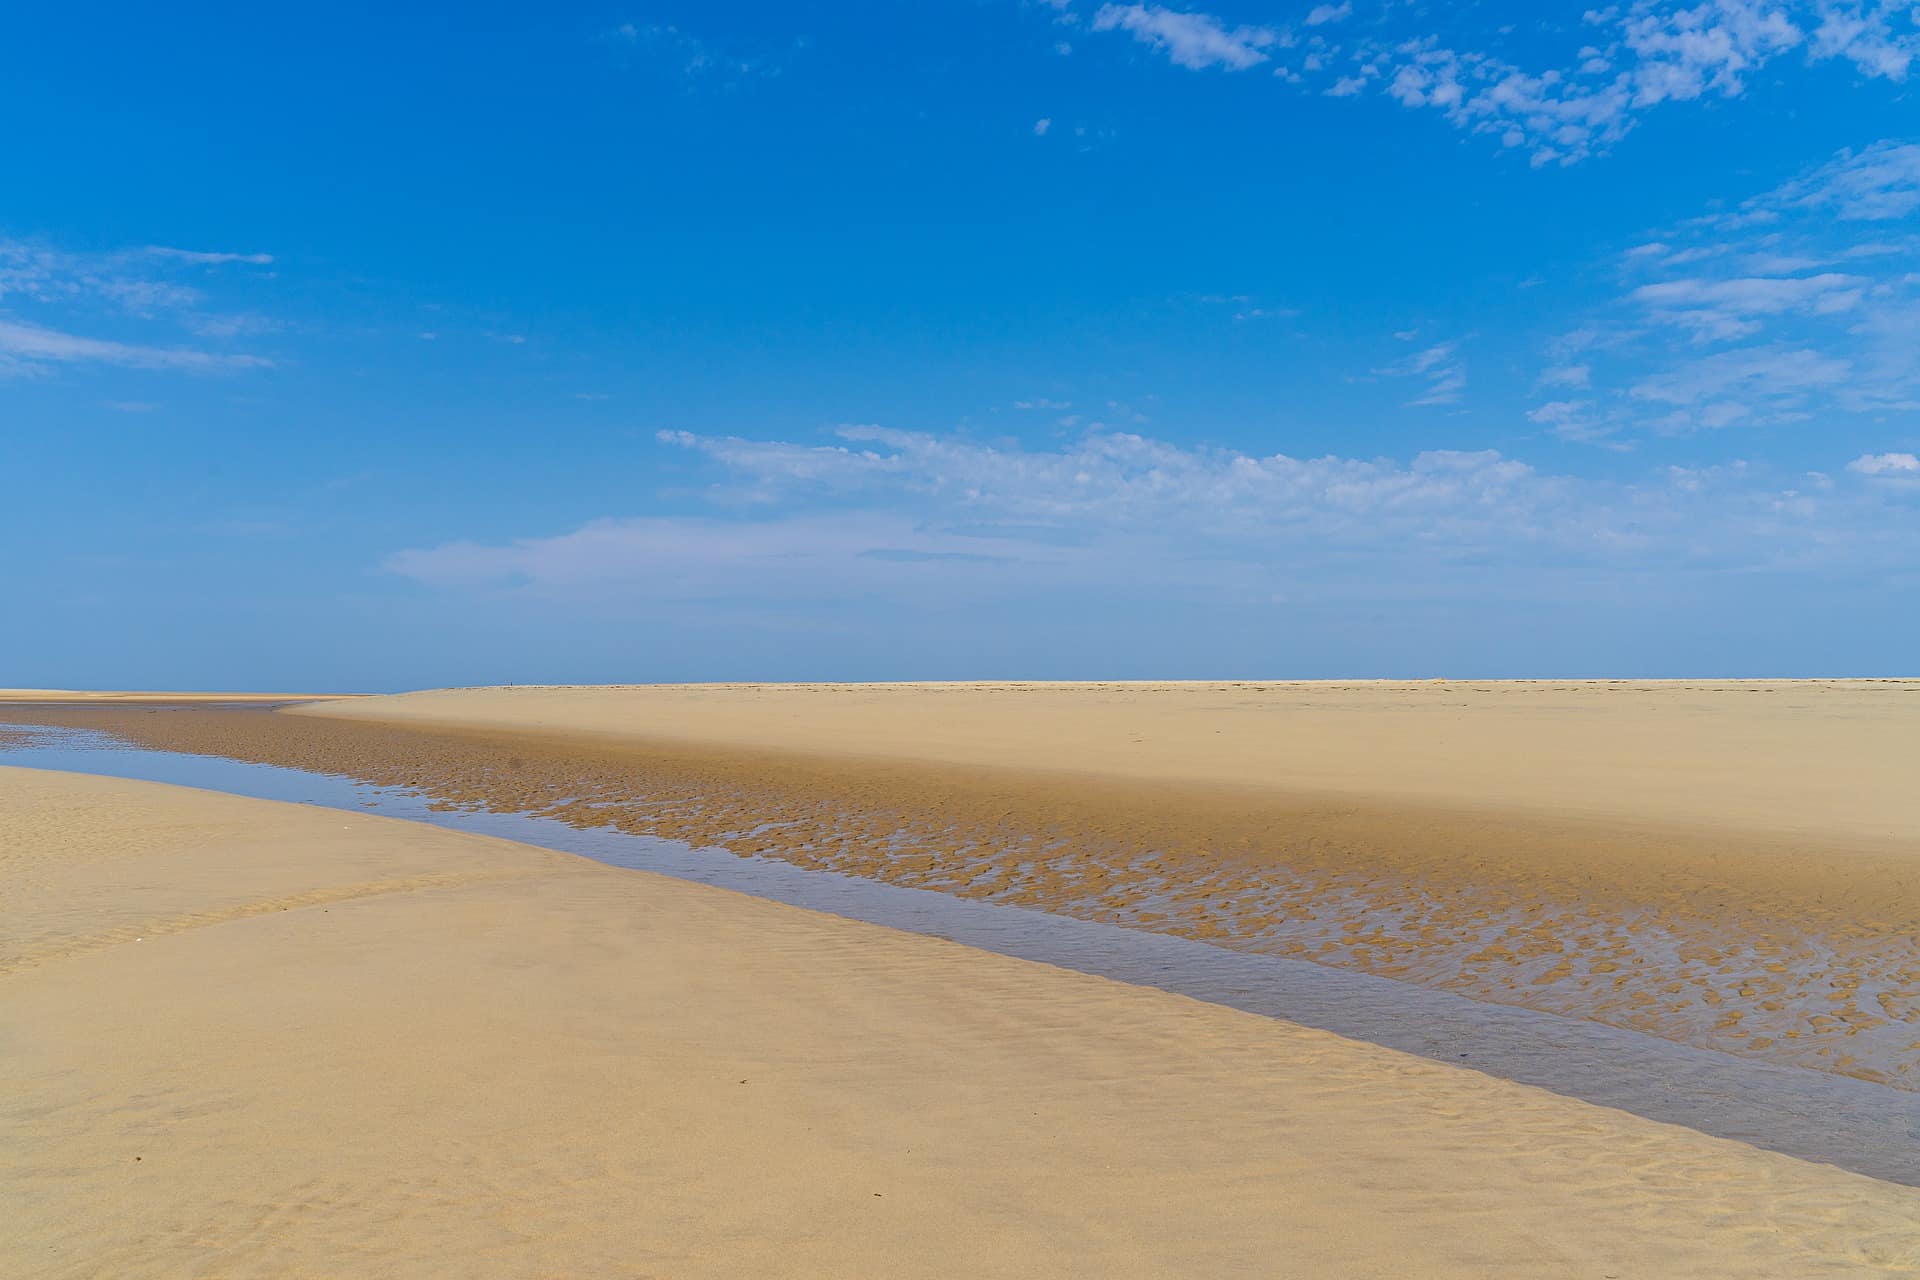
<box><xmin>293</xmin><ymin>680</ymin><xmax>1920</xmax><ymax>840</ymax></box>
<box><xmin>6</xmin><ymin>765</ymin><xmax>1920</xmax><ymax>1278</ymax></box>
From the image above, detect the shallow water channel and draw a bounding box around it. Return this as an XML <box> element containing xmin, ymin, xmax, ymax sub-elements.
<box><xmin>6</xmin><ymin>721</ymin><xmax>1917</xmax><ymax>1187</ymax></box>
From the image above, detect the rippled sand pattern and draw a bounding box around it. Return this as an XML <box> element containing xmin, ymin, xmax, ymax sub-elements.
<box><xmin>13</xmin><ymin>766</ymin><xmax>1920</xmax><ymax>1277</ymax></box>
<box><xmin>9</xmin><ymin>702</ymin><xmax>1920</xmax><ymax>1089</ymax></box>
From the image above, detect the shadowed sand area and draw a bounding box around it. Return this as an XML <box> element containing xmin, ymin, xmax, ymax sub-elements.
<box><xmin>14</xmin><ymin>680</ymin><xmax>1918</xmax><ymax>1087</ymax></box>
<box><xmin>6</xmin><ymin>765</ymin><xmax>1920</xmax><ymax>1277</ymax></box>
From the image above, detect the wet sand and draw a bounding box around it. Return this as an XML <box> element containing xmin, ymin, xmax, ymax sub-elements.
<box><xmin>7</xmin><ymin>764</ymin><xmax>1919</xmax><ymax>1277</ymax></box>
<box><xmin>11</xmin><ymin>680</ymin><xmax>1918</xmax><ymax>1087</ymax></box>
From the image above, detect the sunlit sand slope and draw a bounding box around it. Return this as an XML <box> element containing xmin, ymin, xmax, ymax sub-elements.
<box><xmin>3</xmin><ymin>766</ymin><xmax>1918</xmax><ymax>1278</ymax></box>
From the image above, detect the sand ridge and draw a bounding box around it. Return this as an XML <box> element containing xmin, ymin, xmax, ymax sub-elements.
<box><xmin>290</xmin><ymin>679</ymin><xmax>1920</xmax><ymax>841</ymax></box>
<box><xmin>5</xmin><ymin>765</ymin><xmax>1920</xmax><ymax>1277</ymax></box>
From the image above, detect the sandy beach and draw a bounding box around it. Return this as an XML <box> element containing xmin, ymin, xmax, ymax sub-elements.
<box><xmin>18</xmin><ymin>4</ymin><xmax>1916</xmax><ymax>1271</ymax></box>
<box><xmin>7</xmin><ymin>763</ymin><xmax>1918</xmax><ymax>1277</ymax></box>
<box><xmin>10</xmin><ymin>680</ymin><xmax>1920</xmax><ymax>1089</ymax></box>
<box><xmin>290</xmin><ymin>679</ymin><xmax>1920</xmax><ymax>841</ymax></box>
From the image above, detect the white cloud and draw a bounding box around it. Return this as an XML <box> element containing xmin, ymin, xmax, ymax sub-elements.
<box><xmin>141</xmin><ymin>247</ymin><xmax>274</xmax><ymax>266</ymax></box>
<box><xmin>602</xmin><ymin>21</ymin><xmax>771</xmax><ymax>83</ymax></box>
<box><xmin>1630</xmin><ymin>272</ymin><xmax>1870</xmax><ymax>341</ymax></box>
<box><xmin>0</xmin><ymin>239</ymin><xmax>272</xmax><ymax>308</ymax></box>
<box><xmin>1090</xmin><ymin>4</ymin><xmax>1283</xmax><ymax>71</ymax></box>
<box><xmin>1539</xmin><ymin>363</ymin><xmax>1593</xmax><ymax>389</ymax></box>
<box><xmin>652</xmin><ymin>424</ymin><xmax>1544</xmax><ymax>532</ymax></box>
<box><xmin>0</xmin><ymin>235</ymin><xmax>278</xmax><ymax>376</ymax></box>
<box><xmin>186</xmin><ymin>312</ymin><xmax>281</xmax><ymax>339</ymax></box>
<box><xmin>1848</xmin><ymin>451</ymin><xmax>1920</xmax><ymax>474</ymax></box>
<box><xmin>1806</xmin><ymin>1</ymin><xmax>1920</xmax><ymax>77</ymax></box>
<box><xmin>1765</xmin><ymin>140</ymin><xmax>1920</xmax><ymax>221</ymax></box>
<box><xmin>1528</xmin><ymin>399</ymin><xmax>1616</xmax><ymax>444</ymax></box>
<box><xmin>1</xmin><ymin>239</ymin><xmax>190</xmax><ymax>311</ymax></box>
<box><xmin>1377</xmin><ymin>339</ymin><xmax>1468</xmax><ymax>405</ymax></box>
<box><xmin>1033</xmin><ymin>116</ymin><xmax>1053</xmax><ymax>135</ymax></box>
<box><xmin>0</xmin><ymin>319</ymin><xmax>270</xmax><ymax>374</ymax></box>
<box><xmin>1538</xmin><ymin>138</ymin><xmax>1920</xmax><ymax>439</ymax></box>
<box><xmin>388</xmin><ymin>424</ymin><xmax>1920</xmax><ymax>628</ymax></box>
<box><xmin>1618</xmin><ymin>1</ymin><xmax>1805</xmax><ymax>105</ymax></box>
<box><xmin>1628</xmin><ymin>346</ymin><xmax>1852</xmax><ymax>429</ymax></box>
<box><xmin>1086</xmin><ymin>3</ymin><xmax>1919</xmax><ymax>166</ymax></box>
<box><xmin>1232</xmin><ymin>305</ymin><xmax>1298</xmax><ymax>320</ymax></box>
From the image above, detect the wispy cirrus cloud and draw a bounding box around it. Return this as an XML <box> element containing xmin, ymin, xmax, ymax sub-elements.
<box><xmin>0</xmin><ymin>235</ymin><xmax>276</xmax><ymax>377</ymax></box>
<box><xmin>0</xmin><ymin>239</ymin><xmax>273</xmax><ymax>308</ymax></box>
<box><xmin>1534</xmin><ymin>139</ymin><xmax>1920</xmax><ymax>442</ymax></box>
<box><xmin>1377</xmin><ymin>338</ymin><xmax>1467</xmax><ymax>406</ymax></box>
<box><xmin>1737</xmin><ymin>139</ymin><xmax>1920</xmax><ymax>222</ymax></box>
<box><xmin>1627</xmin><ymin>345</ymin><xmax>1854</xmax><ymax>429</ymax></box>
<box><xmin>0</xmin><ymin>318</ymin><xmax>270</xmax><ymax>374</ymax></box>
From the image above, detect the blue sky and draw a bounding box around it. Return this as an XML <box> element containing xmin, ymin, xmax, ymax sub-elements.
<box><xmin>5</xmin><ymin>1</ymin><xmax>1919</xmax><ymax>688</ymax></box>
